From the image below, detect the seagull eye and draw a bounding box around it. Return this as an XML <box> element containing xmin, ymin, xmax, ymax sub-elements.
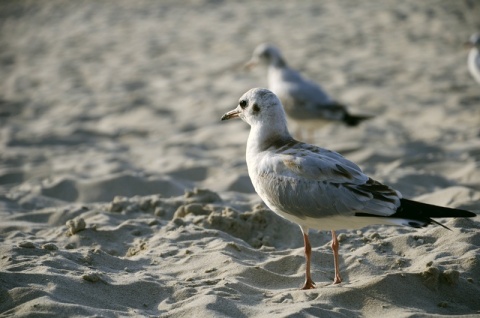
<box><xmin>239</xmin><ymin>100</ymin><xmax>247</xmax><ymax>109</ymax></box>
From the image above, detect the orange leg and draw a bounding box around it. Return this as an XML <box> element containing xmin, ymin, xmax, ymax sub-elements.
<box><xmin>331</xmin><ymin>230</ymin><xmax>342</xmax><ymax>284</ymax></box>
<box><xmin>301</xmin><ymin>230</ymin><xmax>316</xmax><ymax>289</ymax></box>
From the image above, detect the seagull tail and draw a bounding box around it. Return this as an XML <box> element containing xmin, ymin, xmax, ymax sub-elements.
<box><xmin>342</xmin><ymin>112</ymin><xmax>373</xmax><ymax>127</ymax></box>
<box><xmin>356</xmin><ymin>198</ymin><xmax>477</xmax><ymax>229</ymax></box>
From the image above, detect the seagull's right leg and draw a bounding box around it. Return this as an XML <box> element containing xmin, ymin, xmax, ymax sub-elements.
<box><xmin>300</xmin><ymin>227</ymin><xmax>315</xmax><ymax>289</ymax></box>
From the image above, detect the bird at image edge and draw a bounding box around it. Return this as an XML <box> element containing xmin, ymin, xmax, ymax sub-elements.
<box><xmin>466</xmin><ymin>33</ymin><xmax>480</xmax><ymax>84</ymax></box>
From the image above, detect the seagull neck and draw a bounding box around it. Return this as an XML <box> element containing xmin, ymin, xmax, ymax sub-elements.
<box><xmin>247</xmin><ymin>123</ymin><xmax>292</xmax><ymax>154</ymax></box>
<box><xmin>468</xmin><ymin>47</ymin><xmax>480</xmax><ymax>82</ymax></box>
<box><xmin>469</xmin><ymin>47</ymin><xmax>479</xmax><ymax>60</ymax></box>
<box><xmin>269</xmin><ymin>57</ymin><xmax>287</xmax><ymax>69</ymax></box>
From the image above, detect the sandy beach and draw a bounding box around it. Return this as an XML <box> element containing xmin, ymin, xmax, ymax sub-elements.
<box><xmin>1</xmin><ymin>0</ymin><xmax>480</xmax><ymax>317</ymax></box>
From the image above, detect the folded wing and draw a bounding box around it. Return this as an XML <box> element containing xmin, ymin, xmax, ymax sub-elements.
<box><xmin>257</xmin><ymin>143</ymin><xmax>401</xmax><ymax>220</ymax></box>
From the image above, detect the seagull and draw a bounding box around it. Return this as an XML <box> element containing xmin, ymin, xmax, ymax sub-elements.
<box><xmin>221</xmin><ymin>88</ymin><xmax>477</xmax><ymax>290</ymax></box>
<box><xmin>244</xmin><ymin>43</ymin><xmax>371</xmax><ymax>134</ymax></box>
<box><xmin>466</xmin><ymin>33</ymin><xmax>480</xmax><ymax>84</ymax></box>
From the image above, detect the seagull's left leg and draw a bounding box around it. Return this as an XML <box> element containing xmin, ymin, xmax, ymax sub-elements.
<box><xmin>300</xmin><ymin>227</ymin><xmax>315</xmax><ymax>289</ymax></box>
<box><xmin>331</xmin><ymin>230</ymin><xmax>342</xmax><ymax>284</ymax></box>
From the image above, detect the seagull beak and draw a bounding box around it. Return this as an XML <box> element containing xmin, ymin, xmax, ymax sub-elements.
<box><xmin>243</xmin><ymin>59</ymin><xmax>257</xmax><ymax>70</ymax></box>
<box><xmin>221</xmin><ymin>108</ymin><xmax>241</xmax><ymax>121</ymax></box>
<box><xmin>464</xmin><ymin>41</ymin><xmax>474</xmax><ymax>49</ymax></box>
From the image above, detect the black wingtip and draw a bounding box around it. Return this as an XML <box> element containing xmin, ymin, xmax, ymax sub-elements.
<box><xmin>394</xmin><ymin>198</ymin><xmax>477</xmax><ymax>230</ymax></box>
<box><xmin>428</xmin><ymin>218</ymin><xmax>452</xmax><ymax>231</ymax></box>
<box><xmin>398</xmin><ymin>198</ymin><xmax>477</xmax><ymax>218</ymax></box>
<box><xmin>356</xmin><ymin>199</ymin><xmax>476</xmax><ymax>230</ymax></box>
<box><xmin>343</xmin><ymin>113</ymin><xmax>373</xmax><ymax>127</ymax></box>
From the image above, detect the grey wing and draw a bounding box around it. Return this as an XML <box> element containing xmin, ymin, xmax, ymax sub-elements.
<box><xmin>258</xmin><ymin>174</ymin><xmax>401</xmax><ymax>220</ymax></box>
<box><xmin>284</xmin><ymin>80</ymin><xmax>347</xmax><ymax>121</ymax></box>
<box><xmin>288</xmin><ymin>79</ymin><xmax>332</xmax><ymax>107</ymax></box>
<box><xmin>257</xmin><ymin>150</ymin><xmax>401</xmax><ymax>220</ymax></box>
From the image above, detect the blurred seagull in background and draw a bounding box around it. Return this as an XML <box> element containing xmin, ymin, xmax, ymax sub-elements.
<box><xmin>222</xmin><ymin>88</ymin><xmax>477</xmax><ymax>290</ymax></box>
<box><xmin>466</xmin><ymin>33</ymin><xmax>480</xmax><ymax>84</ymax></box>
<box><xmin>244</xmin><ymin>43</ymin><xmax>371</xmax><ymax>137</ymax></box>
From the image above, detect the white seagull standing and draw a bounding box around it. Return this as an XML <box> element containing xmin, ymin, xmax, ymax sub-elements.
<box><xmin>466</xmin><ymin>33</ymin><xmax>480</xmax><ymax>84</ymax></box>
<box><xmin>245</xmin><ymin>43</ymin><xmax>371</xmax><ymax>132</ymax></box>
<box><xmin>221</xmin><ymin>88</ymin><xmax>476</xmax><ymax>290</ymax></box>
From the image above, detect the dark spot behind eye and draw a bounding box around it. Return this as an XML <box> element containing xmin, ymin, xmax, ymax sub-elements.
<box><xmin>239</xmin><ymin>100</ymin><xmax>247</xmax><ymax>108</ymax></box>
<box><xmin>253</xmin><ymin>104</ymin><xmax>260</xmax><ymax>112</ymax></box>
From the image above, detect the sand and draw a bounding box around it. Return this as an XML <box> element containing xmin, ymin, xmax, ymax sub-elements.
<box><xmin>1</xmin><ymin>0</ymin><xmax>480</xmax><ymax>317</ymax></box>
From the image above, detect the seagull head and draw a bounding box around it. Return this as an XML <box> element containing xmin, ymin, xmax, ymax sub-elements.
<box><xmin>244</xmin><ymin>43</ymin><xmax>287</xmax><ymax>69</ymax></box>
<box><xmin>221</xmin><ymin>88</ymin><xmax>289</xmax><ymax>131</ymax></box>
